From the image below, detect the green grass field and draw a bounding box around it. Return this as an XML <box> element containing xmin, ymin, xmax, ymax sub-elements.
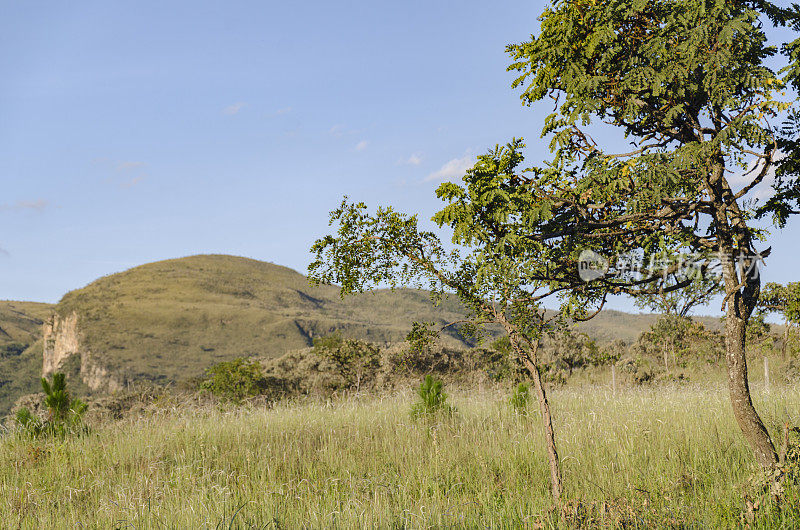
<box><xmin>3</xmin><ymin>382</ymin><xmax>799</xmax><ymax>528</ymax></box>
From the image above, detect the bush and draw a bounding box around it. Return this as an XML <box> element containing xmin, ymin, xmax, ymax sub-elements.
<box><xmin>15</xmin><ymin>372</ymin><xmax>88</xmax><ymax>438</ymax></box>
<box><xmin>510</xmin><ymin>382</ymin><xmax>530</xmax><ymax>414</ymax></box>
<box><xmin>199</xmin><ymin>357</ymin><xmax>271</xmax><ymax>403</ymax></box>
<box><xmin>312</xmin><ymin>332</ymin><xmax>380</xmax><ymax>391</ymax></box>
<box><xmin>411</xmin><ymin>375</ymin><xmax>453</xmax><ymax>418</ymax></box>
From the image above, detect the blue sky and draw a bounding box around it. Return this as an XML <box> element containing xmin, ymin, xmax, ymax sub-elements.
<box><xmin>1</xmin><ymin>1</ymin><xmax>798</xmax><ymax>316</ymax></box>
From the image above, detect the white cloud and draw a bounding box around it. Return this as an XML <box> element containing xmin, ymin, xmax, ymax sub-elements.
<box><xmin>403</xmin><ymin>153</ymin><xmax>423</xmax><ymax>166</ymax></box>
<box><xmin>223</xmin><ymin>102</ymin><xmax>247</xmax><ymax>115</ymax></box>
<box><xmin>0</xmin><ymin>247</ymin><xmax>9</xmax><ymax>258</ymax></box>
<box><xmin>266</xmin><ymin>107</ymin><xmax>292</xmax><ymax>118</ymax></box>
<box><xmin>329</xmin><ymin>124</ymin><xmax>345</xmax><ymax>137</ymax></box>
<box><xmin>355</xmin><ymin>140</ymin><xmax>368</xmax><ymax>151</ymax></box>
<box><xmin>425</xmin><ymin>154</ymin><xmax>474</xmax><ymax>182</ymax></box>
<box><xmin>0</xmin><ymin>199</ymin><xmax>49</xmax><ymax>212</ymax></box>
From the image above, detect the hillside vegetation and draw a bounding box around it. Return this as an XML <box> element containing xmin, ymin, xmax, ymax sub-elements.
<box><xmin>0</xmin><ymin>301</ymin><xmax>54</xmax><ymax>418</ymax></box>
<box><xmin>55</xmin><ymin>255</ymin><xmax>473</xmax><ymax>387</ymax></box>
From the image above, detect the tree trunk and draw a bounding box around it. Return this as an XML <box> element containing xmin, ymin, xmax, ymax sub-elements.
<box><xmin>724</xmin><ymin>312</ymin><xmax>778</xmax><ymax>469</ymax></box>
<box><xmin>521</xmin><ymin>353</ymin><xmax>562</xmax><ymax>504</ymax></box>
<box><xmin>508</xmin><ymin>332</ymin><xmax>563</xmax><ymax>504</ymax></box>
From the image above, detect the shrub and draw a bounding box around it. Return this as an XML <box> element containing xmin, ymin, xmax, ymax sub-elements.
<box><xmin>199</xmin><ymin>357</ymin><xmax>269</xmax><ymax>403</ymax></box>
<box><xmin>312</xmin><ymin>332</ymin><xmax>380</xmax><ymax>391</ymax></box>
<box><xmin>510</xmin><ymin>382</ymin><xmax>530</xmax><ymax>415</ymax></box>
<box><xmin>411</xmin><ymin>375</ymin><xmax>453</xmax><ymax>418</ymax></box>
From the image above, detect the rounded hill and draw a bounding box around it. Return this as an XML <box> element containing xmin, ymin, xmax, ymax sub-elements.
<box><xmin>53</xmin><ymin>254</ymin><xmax>468</xmax><ymax>386</ymax></box>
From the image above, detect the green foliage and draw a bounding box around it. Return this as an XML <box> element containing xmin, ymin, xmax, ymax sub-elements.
<box><xmin>15</xmin><ymin>372</ymin><xmax>88</xmax><ymax>439</ymax></box>
<box><xmin>636</xmin><ymin>315</ymin><xmax>725</xmax><ymax>367</ymax></box>
<box><xmin>490</xmin><ymin>335</ymin><xmax>512</xmax><ymax>356</ymax></box>
<box><xmin>14</xmin><ymin>407</ymin><xmax>44</xmax><ymax>437</ymax></box>
<box><xmin>199</xmin><ymin>357</ymin><xmax>269</xmax><ymax>403</ymax></box>
<box><xmin>509</xmin><ymin>382</ymin><xmax>530</xmax><ymax>415</ymax></box>
<box><xmin>312</xmin><ymin>332</ymin><xmax>380</xmax><ymax>390</ymax></box>
<box><xmin>405</xmin><ymin>321</ymin><xmax>438</xmax><ymax>357</ymax></box>
<box><xmin>410</xmin><ymin>375</ymin><xmax>453</xmax><ymax>418</ymax></box>
<box><xmin>760</xmin><ymin>282</ymin><xmax>800</xmax><ymax>325</ymax></box>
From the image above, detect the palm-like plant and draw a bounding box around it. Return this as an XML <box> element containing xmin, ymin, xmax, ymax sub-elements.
<box><xmin>16</xmin><ymin>372</ymin><xmax>89</xmax><ymax>438</ymax></box>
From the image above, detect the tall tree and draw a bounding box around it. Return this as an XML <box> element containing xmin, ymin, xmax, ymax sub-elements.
<box><xmin>309</xmin><ymin>193</ymin><xmax>578</xmax><ymax>503</ymax></box>
<box><xmin>502</xmin><ymin>0</ymin><xmax>800</xmax><ymax>468</ymax></box>
<box><xmin>309</xmin><ymin>0</ymin><xmax>800</xmax><ymax>505</ymax></box>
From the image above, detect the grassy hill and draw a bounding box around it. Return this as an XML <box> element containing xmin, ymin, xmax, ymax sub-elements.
<box><xmin>1</xmin><ymin>254</ymin><xmax>730</xmax><ymax>416</ymax></box>
<box><xmin>54</xmin><ymin>254</ymin><xmax>473</xmax><ymax>387</ymax></box>
<box><xmin>0</xmin><ymin>301</ymin><xmax>54</xmax><ymax>416</ymax></box>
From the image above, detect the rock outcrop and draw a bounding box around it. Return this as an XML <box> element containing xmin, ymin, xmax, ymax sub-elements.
<box><xmin>42</xmin><ymin>312</ymin><xmax>123</xmax><ymax>392</ymax></box>
<box><xmin>43</xmin><ymin>311</ymin><xmax>80</xmax><ymax>376</ymax></box>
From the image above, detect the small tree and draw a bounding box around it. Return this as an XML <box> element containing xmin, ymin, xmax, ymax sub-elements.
<box><xmin>410</xmin><ymin>374</ymin><xmax>453</xmax><ymax>417</ymax></box>
<box><xmin>199</xmin><ymin>357</ymin><xmax>268</xmax><ymax>403</ymax></box>
<box><xmin>313</xmin><ymin>332</ymin><xmax>380</xmax><ymax>391</ymax></box>
<box><xmin>16</xmin><ymin>372</ymin><xmax>88</xmax><ymax>438</ymax></box>
<box><xmin>633</xmin><ymin>256</ymin><xmax>723</xmax><ymax>319</ymax></box>
<box><xmin>759</xmin><ymin>282</ymin><xmax>800</xmax><ymax>358</ymax></box>
<box><xmin>510</xmin><ymin>382</ymin><xmax>531</xmax><ymax>415</ymax></box>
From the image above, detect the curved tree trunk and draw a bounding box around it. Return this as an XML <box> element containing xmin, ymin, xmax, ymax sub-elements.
<box><xmin>507</xmin><ymin>331</ymin><xmax>563</xmax><ymax>504</ymax></box>
<box><xmin>724</xmin><ymin>311</ymin><xmax>778</xmax><ymax>468</ymax></box>
<box><xmin>708</xmin><ymin>153</ymin><xmax>778</xmax><ymax>470</ymax></box>
<box><xmin>523</xmin><ymin>354</ymin><xmax>563</xmax><ymax>504</ymax></box>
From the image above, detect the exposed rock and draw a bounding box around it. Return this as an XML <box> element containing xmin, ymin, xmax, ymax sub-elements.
<box><xmin>42</xmin><ymin>312</ymin><xmax>124</xmax><ymax>392</ymax></box>
<box><xmin>43</xmin><ymin>311</ymin><xmax>80</xmax><ymax>376</ymax></box>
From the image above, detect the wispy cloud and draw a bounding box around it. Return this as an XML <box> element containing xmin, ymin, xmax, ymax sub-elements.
<box><xmin>116</xmin><ymin>161</ymin><xmax>145</xmax><ymax>171</ymax></box>
<box><xmin>355</xmin><ymin>140</ymin><xmax>369</xmax><ymax>151</ymax></box>
<box><xmin>329</xmin><ymin>124</ymin><xmax>364</xmax><ymax>138</ymax></box>
<box><xmin>426</xmin><ymin>154</ymin><xmax>474</xmax><ymax>182</ymax></box>
<box><xmin>401</xmin><ymin>153</ymin><xmax>423</xmax><ymax>166</ymax></box>
<box><xmin>93</xmin><ymin>158</ymin><xmax>147</xmax><ymax>188</ymax></box>
<box><xmin>0</xmin><ymin>246</ymin><xmax>10</xmax><ymax>258</ymax></box>
<box><xmin>120</xmin><ymin>177</ymin><xmax>144</xmax><ymax>189</ymax></box>
<box><xmin>0</xmin><ymin>199</ymin><xmax>49</xmax><ymax>212</ymax></box>
<box><xmin>115</xmin><ymin>160</ymin><xmax>146</xmax><ymax>188</ymax></box>
<box><xmin>223</xmin><ymin>102</ymin><xmax>247</xmax><ymax>115</ymax></box>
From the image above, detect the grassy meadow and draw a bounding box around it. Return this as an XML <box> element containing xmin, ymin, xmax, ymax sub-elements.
<box><xmin>3</xmin><ymin>382</ymin><xmax>800</xmax><ymax>528</ymax></box>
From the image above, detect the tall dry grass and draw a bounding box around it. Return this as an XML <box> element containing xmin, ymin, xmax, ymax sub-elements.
<box><xmin>2</xmin><ymin>383</ymin><xmax>799</xmax><ymax>528</ymax></box>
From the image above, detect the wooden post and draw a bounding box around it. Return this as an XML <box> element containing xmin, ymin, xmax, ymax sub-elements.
<box><xmin>764</xmin><ymin>356</ymin><xmax>770</xmax><ymax>392</ymax></box>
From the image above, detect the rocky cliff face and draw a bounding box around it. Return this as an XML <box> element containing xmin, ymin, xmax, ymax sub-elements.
<box><xmin>42</xmin><ymin>312</ymin><xmax>123</xmax><ymax>392</ymax></box>
<box><xmin>43</xmin><ymin>312</ymin><xmax>79</xmax><ymax>376</ymax></box>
